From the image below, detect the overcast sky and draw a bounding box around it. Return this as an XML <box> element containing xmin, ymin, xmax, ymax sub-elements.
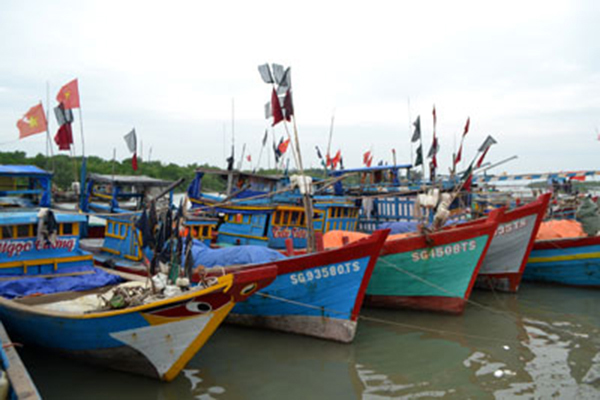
<box><xmin>1</xmin><ymin>0</ymin><xmax>598</xmax><ymax>175</ymax></box>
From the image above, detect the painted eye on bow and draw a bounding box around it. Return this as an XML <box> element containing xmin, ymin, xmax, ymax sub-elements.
<box><xmin>186</xmin><ymin>302</ymin><xmax>212</xmax><ymax>314</ymax></box>
<box><xmin>241</xmin><ymin>283</ymin><xmax>258</xmax><ymax>296</ymax></box>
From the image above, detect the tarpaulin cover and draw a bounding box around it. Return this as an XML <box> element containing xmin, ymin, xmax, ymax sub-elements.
<box><xmin>378</xmin><ymin>221</ymin><xmax>419</xmax><ymax>234</ymax></box>
<box><xmin>536</xmin><ymin>220</ymin><xmax>586</xmax><ymax>240</ymax></box>
<box><xmin>322</xmin><ymin>230</ymin><xmax>414</xmax><ymax>249</ymax></box>
<box><xmin>0</xmin><ymin>265</ymin><xmax>123</xmax><ymax>299</ymax></box>
<box><xmin>189</xmin><ymin>239</ymin><xmax>286</xmax><ymax>268</ymax></box>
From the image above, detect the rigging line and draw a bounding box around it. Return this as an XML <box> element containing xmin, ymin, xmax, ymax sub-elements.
<box><xmin>256</xmin><ymin>292</ymin><xmax>519</xmax><ymax>344</ymax></box>
<box><xmin>377</xmin><ymin>258</ymin><xmax>523</xmax><ymax>322</ymax></box>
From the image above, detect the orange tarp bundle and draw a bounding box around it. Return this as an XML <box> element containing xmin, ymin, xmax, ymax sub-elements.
<box><xmin>536</xmin><ymin>220</ymin><xmax>586</xmax><ymax>240</ymax></box>
<box><xmin>322</xmin><ymin>230</ymin><xmax>415</xmax><ymax>249</ymax></box>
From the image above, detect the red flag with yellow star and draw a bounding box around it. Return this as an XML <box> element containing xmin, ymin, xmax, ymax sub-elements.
<box><xmin>17</xmin><ymin>103</ymin><xmax>47</xmax><ymax>139</ymax></box>
<box><xmin>56</xmin><ymin>78</ymin><xmax>80</xmax><ymax>109</ymax></box>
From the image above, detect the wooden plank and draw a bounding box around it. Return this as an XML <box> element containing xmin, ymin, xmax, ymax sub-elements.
<box><xmin>0</xmin><ymin>321</ymin><xmax>41</xmax><ymax>399</ymax></box>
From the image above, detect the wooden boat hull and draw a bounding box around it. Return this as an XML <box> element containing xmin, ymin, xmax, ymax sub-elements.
<box><xmin>365</xmin><ymin>209</ymin><xmax>501</xmax><ymax>314</ymax></box>
<box><xmin>474</xmin><ymin>193</ymin><xmax>551</xmax><ymax>292</ymax></box>
<box><xmin>524</xmin><ymin>236</ymin><xmax>600</xmax><ymax>287</ymax></box>
<box><xmin>0</xmin><ymin>267</ymin><xmax>276</xmax><ymax>381</ymax></box>
<box><xmin>199</xmin><ymin>230</ymin><xmax>389</xmax><ymax>343</ymax></box>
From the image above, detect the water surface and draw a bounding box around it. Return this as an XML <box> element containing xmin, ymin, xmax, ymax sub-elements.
<box><xmin>20</xmin><ymin>283</ymin><xmax>600</xmax><ymax>399</ymax></box>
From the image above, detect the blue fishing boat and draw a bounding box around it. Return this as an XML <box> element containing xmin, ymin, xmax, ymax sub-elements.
<box><xmin>80</xmin><ymin>173</ymin><xmax>218</xmax><ymax>272</ymax></box>
<box><xmin>524</xmin><ymin>236</ymin><xmax>600</xmax><ymax>287</ymax></box>
<box><xmin>187</xmin><ymin>168</ymin><xmax>359</xmax><ymax>249</ymax></box>
<box><xmin>191</xmin><ymin>229</ymin><xmax>390</xmax><ymax>342</ymax></box>
<box><xmin>0</xmin><ymin>165</ymin><xmax>277</xmax><ymax>381</ymax></box>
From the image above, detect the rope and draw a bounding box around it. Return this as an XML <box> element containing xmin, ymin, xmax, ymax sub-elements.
<box><xmin>256</xmin><ymin>292</ymin><xmax>519</xmax><ymax>344</ymax></box>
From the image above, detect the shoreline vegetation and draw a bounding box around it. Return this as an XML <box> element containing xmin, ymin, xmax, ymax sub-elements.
<box><xmin>0</xmin><ymin>151</ymin><xmax>328</xmax><ymax>192</ymax></box>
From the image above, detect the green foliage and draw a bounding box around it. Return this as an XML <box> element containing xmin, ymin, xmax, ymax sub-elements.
<box><xmin>0</xmin><ymin>151</ymin><xmax>339</xmax><ymax>192</ymax></box>
<box><xmin>0</xmin><ymin>151</ymin><xmax>227</xmax><ymax>192</ymax></box>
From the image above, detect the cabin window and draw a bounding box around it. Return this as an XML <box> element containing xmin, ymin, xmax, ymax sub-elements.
<box><xmin>1</xmin><ymin>226</ymin><xmax>12</xmax><ymax>239</ymax></box>
<box><xmin>299</xmin><ymin>213</ymin><xmax>306</xmax><ymax>226</ymax></box>
<box><xmin>274</xmin><ymin>212</ymin><xmax>281</xmax><ymax>225</ymax></box>
<box><xmin>17</xmin><ymin>224</ymin><xmax>31</xmax><ymax>238</ymax></box>
<box><xmin>62</xmin><ymin>223</ymin><xmax>73</xmax><ymax>235</ymax></box>
<box><xmin>106</xmin><ymin>221</ymin><xmax>113</xmax><ymax>235</ymax></box>
<box><xmin>290</xmin><ymin>212</ymin><xmax>300</xmax><ymax>226</ymax></box>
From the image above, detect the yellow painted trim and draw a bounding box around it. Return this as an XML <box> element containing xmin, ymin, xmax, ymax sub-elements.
<box><xmin>56</xmin><ymin>274</ymin><xmax>235</xmax><ymax>320</ymax></box>
<box><xmin>218</xmin><ymin>231</ymin><xmax>268</xmax><ymax>241</ymax></box>
<box><xmin>162</xmin><ymin>301</ymin><xmax>235</xmax><ymax>382</ymax></box>
<box><xmin>0</xmin><ymin>254</ymin><xmax>93</xmax><ymax>270</ymax></box>
<box><xmin>92</xmin><ymin>191</ymin><xmax>113</xmax><ymax>200</ymax></box>
<box><xmin>101</xmin><ymin>247</ymin><xmax>121</xmax><ymax>255</ymax></box>
<box><xmin>528</xmin><ymin>252</ymin><xmax>600</xmax><ymax>264</ymax></box>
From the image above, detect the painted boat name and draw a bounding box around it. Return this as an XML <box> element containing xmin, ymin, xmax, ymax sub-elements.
<box><xmin>0</xmin><ymin>238</ymin><xmax>77</xmax><ymax>257</ymax></box>
<box><xmin>411</xmin><ymin>240</ymin><xmax>477</xmax><ymax>262</ymax></box>
<box><xmin>290</xmin><ymin>261</ymin><xmax>361</xmax><ymax>285</ymax></box>
<box><xmin>495</xmin><ymin>219</ymin><xmax>527</xmax><ymax>237</ymax></box>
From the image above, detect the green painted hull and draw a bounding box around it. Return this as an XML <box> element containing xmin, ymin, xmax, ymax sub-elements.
<box><xmin>366</xmin><ymin>235</ymin><xmax>489</xmax><ymax>313</ymax></box>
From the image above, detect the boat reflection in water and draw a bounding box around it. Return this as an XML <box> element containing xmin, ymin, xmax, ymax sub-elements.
<box><xmin>18</xmin><ymin>283</ymin><xmax>600</xmax><ymax>399</ymax></box>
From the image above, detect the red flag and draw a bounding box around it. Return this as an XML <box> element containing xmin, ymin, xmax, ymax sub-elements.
<box><xmin>366</xmin><ymin>154</ymin><xmax>374</xmax><ymax>167</ymax></box>
<box><xmin>363</xmin><ymin>150</ymin><xmax>371</xmax><ymax>165</ymax></box>
<box><xmin>283</xmin><ymin>90</ymin><xmax>294</xmax><ymax>122</ymax></box>
<box><xmin>247</xmin><ymin>154</ymin><xmax>252</xmax><ymax>162</ymax></box>
<box><xmin>332</xmin><ymin>150</ymin><xmax>342</xmax><ymax>169</ymax></box>
<box><xmin>17</xmin><ymin>103</ymin><xmax>47</xmax><ymax>139</ymax></box>
<box><xmin>476</xmin><ymin>147</ymin><xmax>490</xmax><ymax>168</ymax></box>
<box><xmin>455</xmin><ymin>148</ymin><xmax>462</xmax><ymax>165</ymax></box>
<box><xmin>132</xmin><ymin>153</ymin><xmax>138</xmax><ymax>171</ymax></box>
<box><xmin>570</xmin><ymin>175</ymin><xmax>585</xmax><ymax>182</ymax></box>
<box><xmin>463</xmin><ymin>174</ymin><xmax>473</xmax><ymax>191</ymax></box>
<box><xmin>54</xmin><ymin>123</ymin><xmax>73</xmax><ymax>150</ymax></box>
<box><xmin>463</xmin><ymin>117</ymin><xmax>470</xmax><ymax>136</ymax></box>
<box><xmin>271</xmin><ymin>89</ymin><xmax>284</xmax><ymax>126</ymax></box>
<box><xmin>56</xmin><ymin>79</ymin><xmax>80</xmax><ymax>109</ymax></box>
<box><xmin>432</xmin><ymin>105</ymin><xmax>437</xmax><ymax>127</ymax></box>
<box><xmin>278</xmin><ymin>138</ymin><xmax>290</xmax><ymax>154</ymax></box>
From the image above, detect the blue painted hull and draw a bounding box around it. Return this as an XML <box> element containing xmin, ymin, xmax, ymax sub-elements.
<box><xmin>524</xmin><ymin>237</ymin><xmax>600</xmax><ymax>287</ymax></box>
<box><xmin>224</xmin><ymin>230</ymin><xmax>389</xmax><ymax>342</ymax></box>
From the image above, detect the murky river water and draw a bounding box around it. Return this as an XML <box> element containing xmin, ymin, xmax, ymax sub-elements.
<box><xmin>18</xmin><ymin>282</ymin><xmax>600</xmax><ymax>399</ymax></box>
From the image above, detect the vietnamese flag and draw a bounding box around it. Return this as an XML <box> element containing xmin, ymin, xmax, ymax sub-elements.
<box><xmin>56</xmin><ymin>78</ymin><xmax>80</xmax><ymax>109</ymax></box>
<box><xmin>17</xmin><ymin>103</ymin><xmax>47</xmax><ymax>139</ymax></box>
<box><xmin>278</xmin><ymin>138</ymin><xmax>291</xmax><ymax>154</ymax></box>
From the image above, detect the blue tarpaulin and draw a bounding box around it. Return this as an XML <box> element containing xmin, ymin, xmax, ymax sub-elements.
<box><xmin>188</xmin><ymin>239</ymin><xmax>286</xmax><ymax>268</ymax></box>
<box><xmin>0</xmin><ymin>266</ymin><xmax>123</xmax><ymax>299</ymax></box>
<box><xmin>378</xmin><ymin>221</ymin><xmax>419</xmax><ymax>234</ymax></box>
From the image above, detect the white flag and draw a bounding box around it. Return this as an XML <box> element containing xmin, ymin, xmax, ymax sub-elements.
<box><xmin>124</xmin><ymin>128</ymin><xmax>137</xmax><ymax>153</ymax></box>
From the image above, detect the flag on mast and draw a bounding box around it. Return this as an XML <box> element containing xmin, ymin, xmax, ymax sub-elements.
<box><xmin>454</xmin><ymin>117</ymin><xmax>470</xmax><ymax>166</ymax></box>
<box><xmin>17</xmin><ymin>103</ymin><xmax>47</xmax><ymax>139</ymax></box>
<box><xmin>476</xmin><ymin>135</ymin><xmax>497</xmax><ymax>168</ymax></box>
<box><xmin>411</xmin><ymin>116</ymin><xmax>421</xmax><ymax>142</ymax></box>
<box><xmin>271</xmin><ymin>89</ymin><xmax>284</xmax><ymax>126</ymax></box>
<box><xmin>124</xmin><ymin>128</ymin><xmax>138</xmax><ymax>171</ymax></box>
<box><xmin>56</xmin><ymin>79</ymin><xmax>80</xmax><ymax>109</ymax></box>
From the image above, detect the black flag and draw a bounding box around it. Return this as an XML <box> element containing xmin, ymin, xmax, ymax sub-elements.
<box><xmin>415</xmin><ymin>145</ymin><xmax>423</xmax><ymax>166</ymax></box>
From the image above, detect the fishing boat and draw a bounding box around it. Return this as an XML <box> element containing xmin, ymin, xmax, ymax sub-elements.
<box><xmin>187</xmin><ymin>168</ymin><xmax>359</xmax><ymax>249</ymax></box>
<box><xmin>0</xmin><ymin>165</ymin><xmax>277</xmax><ymax>381</ymax></box>
<box><xmin>524</xmin><ymin>236</ymin><xmax>600</xmax><ymax>287</ymax></box>
<box><xmin>365</xmin><ymin>209</ymin><xmax>501</xmax><ymax>313</ymax></box>
<box><xmin>472</xmin><ymin>193</ymin><xmax>551</xmax><ymax>292</ymax></box>
<box><xmin>192</xmin><ymin>229</ymin><xmax>390</xmax><ymax>343</ymax></box>
<box><xmin>0</xmin><ymin>320</ymin><xmax>40</xmax><ymax>399</ymax></box>
<box><xmin>324</xmin><ymin>208</ymin><xmax>502</xmax><ymax>314</ymax></box>
<box><xmin>79</xmin><ymin>173</ymin><xmax>219</xmax><ymax>273</ymax></box>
